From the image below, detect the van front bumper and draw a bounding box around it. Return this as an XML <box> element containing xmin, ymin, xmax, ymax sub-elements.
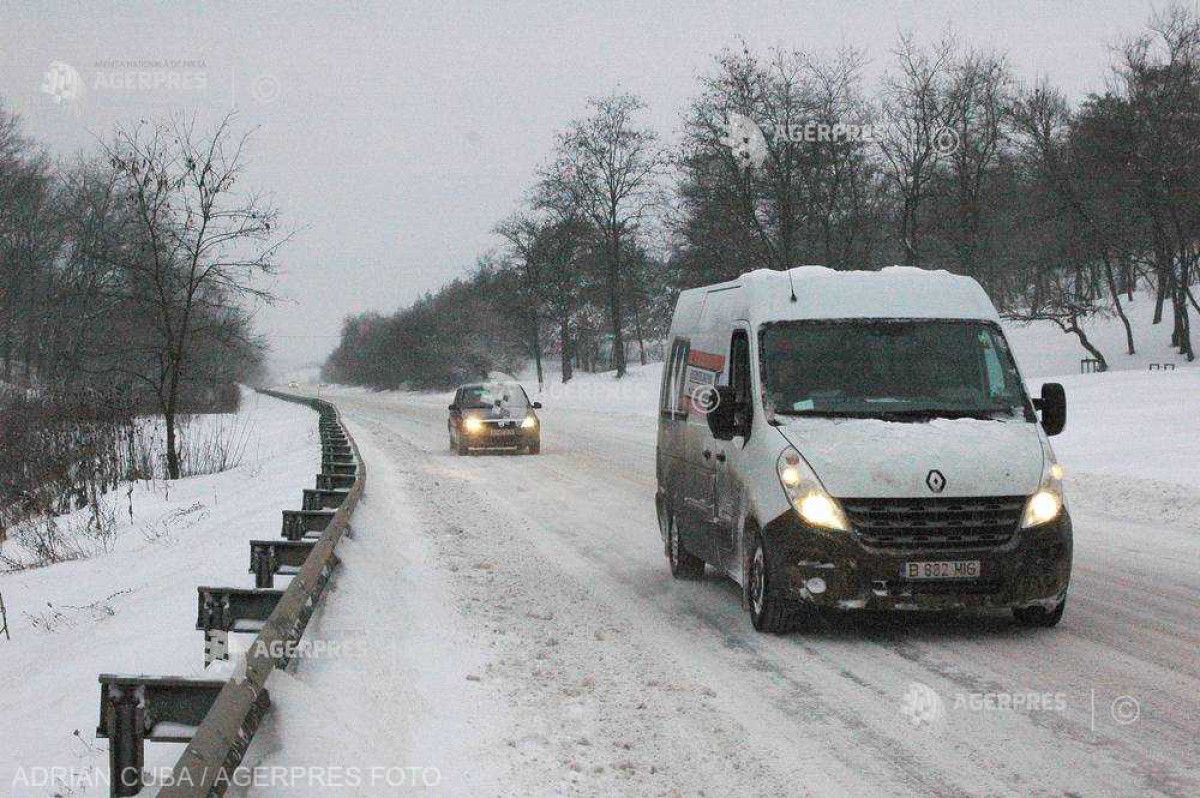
<box><xmin>761</xmin><ymin>508</ymin><xmax>1072</xmax><ymax>612</ymax></box>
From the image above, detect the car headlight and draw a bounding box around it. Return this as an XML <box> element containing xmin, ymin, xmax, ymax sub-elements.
<box><xmin>777</xmin><ymin>447</ymin><xmax>848</xmax><ymax>531</ymax></box>
<box><xmin>463</xmin><ymin>417</ymin><xmax>484</xmax><ymax>434</ymax></box>
<box><xmin>521</xmin><ymin>415</ymin><xmax>537</xmax><ymax>429</ymax></box>
<box><xmin>1021</xmin><ymin>445</ymin><xmax>1064</xmax><ymax>528</ymax></box>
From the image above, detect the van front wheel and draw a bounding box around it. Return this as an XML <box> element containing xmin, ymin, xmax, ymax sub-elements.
<box><xmin>667</xmin><ymin>514</ymin><xmax>705</xmax><ymax>579</ymax></box>
<box><xmin>748</xmin><ymin>532</ymin><xmax>793</xmax><ymax>633</ymax></box>
<box><xmin>1013</xmin><ymin>598</ymin><xmax>1066</xmax><ymax>627</ymax></box>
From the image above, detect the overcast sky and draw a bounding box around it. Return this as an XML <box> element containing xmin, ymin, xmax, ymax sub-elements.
<box><xmin>1</xmin><ymin>0</ymin><xmax>1179</xmax><ymax>371</ymax></box>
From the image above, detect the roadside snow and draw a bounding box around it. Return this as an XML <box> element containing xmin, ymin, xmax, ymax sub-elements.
<box><xmin>0</xmin><ymin>389</ymin><xmax>319</xmax><ymax>798</ymax></box>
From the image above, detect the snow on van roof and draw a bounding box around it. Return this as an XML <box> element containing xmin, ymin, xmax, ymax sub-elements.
<box><xmin>696</xmin><ymin>266</ymin><xmax>1000</xmax><ymax>324</ymax></box>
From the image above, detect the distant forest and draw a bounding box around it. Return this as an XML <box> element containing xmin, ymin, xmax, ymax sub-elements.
<box><xmin>324</xmin><ymin>5</ymin><xmax>1200</xmax><ymax>390</ymax></box>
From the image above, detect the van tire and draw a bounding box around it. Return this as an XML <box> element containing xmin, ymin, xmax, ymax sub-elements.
<box><xmin>667</xmin><ymin>513</ymin><xmax>705</xmax><ymax>579</ymax></box>
<box><xmin>455</xmin><ymin>437</ymin><xmax>469</xmax><ymax>456</ymax></box>
<box><xmin>526</xmin><ymin>441</ymin><xmax>540</xmax><ymax>455</ymax></box>
<box><xmin>1013</xmin><ymin>597</ymin><xmax>1066</xmax><ymax>627</ymax></box>
<box><xmin>748</xmin><ymin>530</ymin><xmax>794</xmax><ymax>634</ymax></box>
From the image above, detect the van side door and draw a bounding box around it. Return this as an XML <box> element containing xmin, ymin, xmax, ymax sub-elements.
<box><xmin>659</xmin><ymin>338</ymin><xmax>712</xmax><ymax>555</ymax></box>
<box><xmin>712</xmin><ymin>327</ymin><xmax>753</xmax><ymax>576</ymax></box>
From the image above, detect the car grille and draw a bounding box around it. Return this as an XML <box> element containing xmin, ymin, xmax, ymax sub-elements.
<box><xmin>842</xmin><ymin>496</ymin><xmax>1025</xmax><ymax>550</ymax></box>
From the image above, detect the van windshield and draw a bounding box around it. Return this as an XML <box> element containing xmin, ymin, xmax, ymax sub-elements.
<box><xmin>760</xmin><ymin>320</ymin><xmax>1028</xmax><ymax>420</ymax></box>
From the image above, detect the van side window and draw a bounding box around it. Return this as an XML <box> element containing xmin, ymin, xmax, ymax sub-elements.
<box><xmin>730</xmin><ymin>329</ymin><xmax>752</xmax><ymax>433</ymax></box>
<box><xmin>661</xmin><ymin>338</ymin><xmax>691</xmax><ymax>419</ymax></box>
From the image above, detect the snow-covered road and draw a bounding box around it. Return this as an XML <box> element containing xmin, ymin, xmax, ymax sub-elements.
<box><xmin>247</xmin><ymin>375</ymin><xmax>1199</xmax><ymax>797</ymax></box>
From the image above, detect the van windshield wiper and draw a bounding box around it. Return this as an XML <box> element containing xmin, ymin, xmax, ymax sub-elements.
<box><xmin>775</xmin><ymin>407</ymin><xmax>1016</xmax><ymax>421</ymax></box>
<box><xmin>774</xmin><ymin>409</ymin><xmax>883</xmax><ymax>418</ymax></box>
<box><xmin>872</xmin><ymin>408</ymin><xmax>1015</xmax><ymax>421</ymax></box>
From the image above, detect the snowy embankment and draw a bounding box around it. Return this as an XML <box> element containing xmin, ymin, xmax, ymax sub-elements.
<box><xmin>0</xmin><ymin>389</ymin><xmax>319</xmax><ymax>797</ymax></box>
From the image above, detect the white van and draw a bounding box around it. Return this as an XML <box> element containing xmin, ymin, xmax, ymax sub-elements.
<box><xmin>655</xmin><ymin>266</ymin><xmax>1071</xmax><ymax>633</ymax></box>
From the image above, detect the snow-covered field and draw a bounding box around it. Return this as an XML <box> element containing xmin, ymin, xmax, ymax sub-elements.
<box><xmin>0</xmin><ymin>390</ymin><xmax>319</xmax><ymax>797</ymax></box>
<box><xmin>244</xmin><ymin>314</ymin><xmax>1198</xmax><ymax>796</ymax></box>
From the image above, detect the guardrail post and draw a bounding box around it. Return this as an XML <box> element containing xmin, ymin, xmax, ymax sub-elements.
<box><xmin>104</xmin><ymin>683</ymin><xmax>145</xmax><ymax>797</ymax></box>
<box><xmin>199</xmin><ymin>590</ymin><xmax>230</xmax><ymax>666</ymax></box>
<box><xmin>251</xmin><ymin>543</ymin><xmax>277</xmax><ymax>589</ymax></box>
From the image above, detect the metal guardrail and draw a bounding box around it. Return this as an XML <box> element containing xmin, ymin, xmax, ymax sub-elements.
<box><xmin>161</xmin><ymin>390</ymin><xmax>365</xmax><ymax>797</ymax></box>
<box><xmin>94</xmin><ymin>390</ymin><xmax>365</xmax><ymax>797</ymax></box>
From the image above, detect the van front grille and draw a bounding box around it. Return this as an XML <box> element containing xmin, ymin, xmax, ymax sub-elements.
<box><xmin>842</xmin><ymin>496</ymin><xmax>1025</xmax><ymax>550</ymax></box>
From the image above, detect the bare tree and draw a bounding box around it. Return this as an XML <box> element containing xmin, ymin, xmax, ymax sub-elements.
<box><xmin>494</xmin><ymin>214</ymin><xmax>548</xmax><ymax>390</ymax></box>
<box><xmin>101</xmin><ymin>113</ymin><xmax>284</xmax><ymax>477</ymax></box>
<box><xmin>539</xmin><ymin>93</ymin><xmax>664</xmax><ymax>378</ymax></box>
<box><xmin>877</xmin><ymin>34</ymin><xmax>957</xmax><ymax>267</ymax></box>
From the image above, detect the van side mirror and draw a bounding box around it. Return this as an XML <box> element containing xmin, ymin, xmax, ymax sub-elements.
<box><xmin>532</xmin><ymin>401</ymin><xmax>542</xmax><ymax>409</ymax></box>
<box><xmin>705</xmin><ymin>386</ymin><xmax>739</xmax><ymax>441</ymax></box>
<box><xmin>448</xmin><ymin>403</ymin><xmax>458</xmax><ymax>412</ymax></box>
<box><xmin>1033</xmin><ymin>382</ymin><xmax>1066</xmax><ymax>436</ymax></box>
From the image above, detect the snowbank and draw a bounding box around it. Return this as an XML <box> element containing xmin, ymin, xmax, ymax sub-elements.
<box><xmin>0</xmin><ymin>389</ymin><xmax>320</xmax><ymax>797</ymax></box>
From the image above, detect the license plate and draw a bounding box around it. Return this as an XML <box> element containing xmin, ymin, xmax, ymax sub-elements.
<box><xmin>903</xmin><ymin>560</ymin><xmax>981</xmax><ymax>580</ymax></box>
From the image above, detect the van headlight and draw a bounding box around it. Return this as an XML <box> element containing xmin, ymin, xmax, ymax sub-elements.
<box><xmin>463</xmin><ymin>417</ymin><xmax>484</xmax><ymax>434</ymax></box>
<box><xmin>521</xmin><ymin>415</ymin><xmax>537</xmax><ymax>429</ymax></box>
<box><xmin>777</xmin><ymin>448</ymin><xmax>848</xmax><ymax>532</ymax></box>
<box><xmin>1021</xmin><ymin>449</ymin><xmax>1064</xmax><ymax>528</ymax></box>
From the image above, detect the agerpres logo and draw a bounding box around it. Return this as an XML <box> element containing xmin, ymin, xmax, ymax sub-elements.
<box><xmin>900</xmin><ymin>681</ymin><xmax>945</xmax><ymax>730</ymax></box>
<box><xmin>40</xmin><ymin>61</ymin><xmax>84</xmax><ymax>113</ymax></box>
<box><xmin>721</xmin><ymin>113</ymin><xmax>769</xmax><ymax>171</ymax></box>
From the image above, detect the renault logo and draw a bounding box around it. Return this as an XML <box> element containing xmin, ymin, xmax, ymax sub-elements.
<box><xmin>926</xmin><ymin>469</ymin><xmax>946</xmax><ymax>493</ymax></box>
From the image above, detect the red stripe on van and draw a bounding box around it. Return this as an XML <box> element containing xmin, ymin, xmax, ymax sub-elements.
<box><xmin>687</xmin><ymin>350</ymin><xmax>725</xmax><ymax>372</ymax></box>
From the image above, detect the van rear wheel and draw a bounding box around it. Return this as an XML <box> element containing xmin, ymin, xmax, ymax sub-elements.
<box><xmin>748</xmin><ymin>531</ymin><xmax>794</xmax><ymax>634</ymax></box>
<box><xmin>667</xmin><ymin>514</ymin><xmax>705</xmax><ymax>579</ymax></box>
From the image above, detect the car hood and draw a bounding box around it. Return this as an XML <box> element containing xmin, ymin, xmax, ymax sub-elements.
<box><xmin>776</xmin><ymin>416</ymin><xmax>1044</xmax><ymax>499</ymax></box>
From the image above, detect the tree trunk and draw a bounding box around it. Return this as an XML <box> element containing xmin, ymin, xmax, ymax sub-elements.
<box><xmin>559</xmin><ymin>313</ymin><xmax>573</xmax><ymax>383</ymax></box>
<box><xmin>606</xmin><ymin>226</ymin><xmax>627</xmax><ymax>378</ymax></box>
<box><xmin>531</xmin><ymin>321</ymin><xmax>544</xmax><ymax>392</ymax></box>
<box><xmin>1152</xmin><ymin>257</ymin><xmax>1170</xmax><ymax>324</ymax></box>
<box><xmin>1103</xmin><ymin>251</ymin><xmax>1135</xmax><ymax>356</ymax></box>
<box><xmin>164</xmin><ymin>406</ymin><xmax>180</xmax><ymax>480</ymax></box>
<box><xmin>632</xmin><ymin>301</ymin><xmax>648</xmax><ymax>367</ymax></box>
<box><xmin>1174</xmin><ymin>268</ymin><xmax>1194</xmax><ymax>362</ymax></box>
<box><xmin>1063</xmin><ymin>316</ymin><xmax>1107</xmax><ymax>372</ymax></box>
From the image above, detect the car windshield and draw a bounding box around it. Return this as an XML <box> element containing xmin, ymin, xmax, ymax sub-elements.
<box><xmin>760</xmin><ymin>320</ymin><xmax>1027</xmax><ymax>420</ymax></box>
<box><xmin>460</xmin><ymin>383</ymin><xmax>529</xmax><ymax>412</ymax></box>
